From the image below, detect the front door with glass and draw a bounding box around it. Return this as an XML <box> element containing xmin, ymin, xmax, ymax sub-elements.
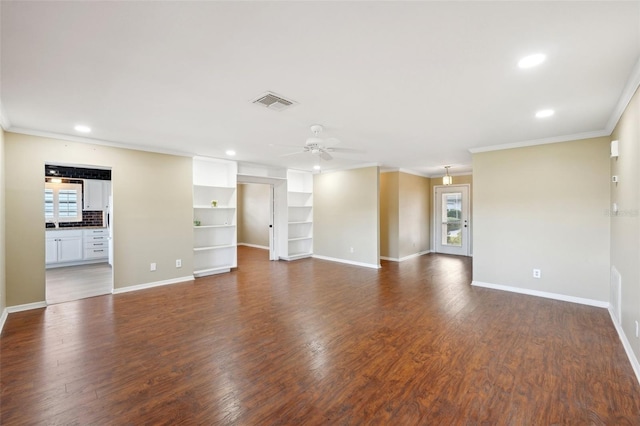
<box><xmin>434</xmin><ymin>185</ymin><xmax>470</xmax><ymax>256</ymax></box>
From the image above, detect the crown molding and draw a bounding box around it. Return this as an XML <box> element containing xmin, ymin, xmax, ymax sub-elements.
<box><xmin>379</xmin><ymin>167</ymin><xmax>400</xmax><ymax>174</ymax></box>
<box><xmin>398</xmin><ymin>168</ymin><xmax>431</xmax><ymax>178</ymax></box>
<box><xmin>7</xmin><ymin>127</ymin><xmax>195</xmax><ymax>158</ymax></box>
<box><xmin>468</xmin><ymin>129</ymin><xmax>610</xmax><ymax>154</ymax></box>
<box><xmin>314</xmin><ymin>162</ymin><xmax>380</xmax><ymax>174</ymax></box>
<box><xmin>379</xmin><ymin>167</ymin><xmax>426</xmax><ymax>177</ymax></box>
<box><xmin>606</xmin><ymin>55</ymin><xmax>640</xmax><ymax>133</ymax></box>
<box><xmin>430</xmin><ymin>172</ymin><xmax>473</xmax><ymax>179</ymax></box>
<box><xmin>470</xmin><ymin>56</ymin><xmax>640</xmax><ymax>156</ymax></box>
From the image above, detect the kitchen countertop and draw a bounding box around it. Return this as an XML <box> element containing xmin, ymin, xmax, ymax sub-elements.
<box><xmin>46</xmin><ymin>226</ymin><xmax>107</xmax><ymax>231</ymax></box>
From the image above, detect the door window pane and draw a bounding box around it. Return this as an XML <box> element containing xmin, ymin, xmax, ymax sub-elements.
<box><xmin>441</xmin><ymin>192</ymin><xmax>462</xmax><ymax>246</ymax></box>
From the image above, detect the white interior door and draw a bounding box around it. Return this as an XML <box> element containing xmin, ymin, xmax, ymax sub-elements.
<box><xmin>434</xmin><ymin>185</ymin><xmax>470</xmax><ymax>256</ymax></box>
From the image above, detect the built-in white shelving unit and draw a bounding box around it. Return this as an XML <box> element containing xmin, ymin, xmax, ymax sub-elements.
<box><xmin>193</xmin><ymin>157</ymin><xmax>238</xmax><ymax>277</ymax></box>
<box><xmin>285</xmin><ymin>170</ymin><xmax>313</xmax><ymax>260</ymax></box>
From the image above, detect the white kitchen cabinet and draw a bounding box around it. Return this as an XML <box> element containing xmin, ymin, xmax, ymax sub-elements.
<box><xmin>59</xmin><ymin>236</ymin><xmax>84</xmax><ymax>262</ymax></box>
<box><xmin>102</xmin><ymin>181</ymin><xmax>111</xmax><ymax>210</ymax></box>
<box><xmin>45</xmin><ymin>238</ymin><xmax>58</xmax><ymax>264</ymax></box>
<box><xmin>83</xmin><ymin>179</ymin><xmax>111</xmax><ymax>211</ymax></box>
<box><xmin>46</xmin><ymin>230</ymin><xmax>83</xmax><ymax>265</ymax></box>
<box><xmin>83</xmin><ymin>179</ymin><xmax>103</xmax><ymax>211</ymax></box>
<box><xmin>83</xmin><ymin>228</ymin><xmax>109</xmax><ymax>260</ymax></box>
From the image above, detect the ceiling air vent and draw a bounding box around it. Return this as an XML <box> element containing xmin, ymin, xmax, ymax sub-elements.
<box><xmin>252</xmin><ymin>92</ymin><xmax>297</xmax><ymax>111</ymax></box>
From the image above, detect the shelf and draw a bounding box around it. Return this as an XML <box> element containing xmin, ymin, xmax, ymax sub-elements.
<box><xmin>282</xmin><ymin>251</ymin><xmax>313</xmax><ymax>261</ymax></box>
<box><xmin>193</xmin><ymin>244</ymin><xmax>235</xmax><ymax>252</ymax></box>
<box><xmin>288</xmin><ymin>221</ymin><xmax>312</xmax><ymax>225</ymax></box>
<box><xmin>193</xmin><ymin>157</ymin><xmax>237</xmax><ymax>277</ymax></box>
<box><xmin>194</xmin><ymin>266</ymin><xmax>232</xmax><ymax>277</ymax></box>
<box><xmin>288</xmin><ymin>237</ymin><xmax>312</xmax><ymax>242</ymax></box>
<box><xmin>288</xmin><ymin>205</ymin><xmax>312</xmax><ymax>209</ymax></box>
<box><xmin>193</xmin><ymin>205</ymin><xmax>235</xmax><ymax>210</ymax></box>
<box><xmin>288</xmin><ymin>191</ymin><xmax>312</xmax><ymax>195</ymax></box>
<box><xmin>193</xmin><ymin>184</ymin><xmax>235</xmax><ymax>190</ymax></box>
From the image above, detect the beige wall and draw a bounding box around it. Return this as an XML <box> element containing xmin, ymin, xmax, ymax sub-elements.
<box><xmin>314</xmin><ymin>166</ymin><xmax>379</xmax><ymax>267</ymax></box>
<box><xmin>473</xmin><ymin>137</ymin><xmax>610</xmax><ymax>302</ymax></box>
<box><xmin>0</xmin><ymin>128</ymin><xmax>5</xmax><ymax>313</ymax></box>
<box><xmin>238</xmin><ymin>183</ymin><xmax>270</xmax><ymax>248</ymax></box>
<box><xmin>398</xmin><ymin>172</ymin><xmax>430</xmax><ymax>259</ymax></box>
<box><xmin>380</xmin><ymin>172</ymin><xmax>399</xmax><ymax>259</ymax></box>
<box><xmin>610</xmin><ymin>86</ymin><xmax>640</xmax><ymax>360</ymax></box>
<box><xmin>5</xmin><ymin>132</ymin><xmax>193</xmax><ymax>306</ymax></box>
<box><xmin>380</xmin><ymin>171</ymin><xmax>431</xmax><ymax>260</ymax></box>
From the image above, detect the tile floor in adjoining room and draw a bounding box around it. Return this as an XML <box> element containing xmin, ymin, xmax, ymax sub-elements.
<box><xmin>46</xmin><ymin>262</ymin><xmax>112</xmax><ymax>304</ymax></box>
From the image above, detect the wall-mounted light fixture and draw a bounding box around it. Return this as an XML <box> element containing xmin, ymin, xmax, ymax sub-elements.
<box><xmin>611</xmin><ymin>140</ymin><xmax>619</xmax><ymax>158</ymax></box>
<box><xmin>443</xmin><ymin>166</ymin><xmax>452</xmax><ymax>185</ymax></box>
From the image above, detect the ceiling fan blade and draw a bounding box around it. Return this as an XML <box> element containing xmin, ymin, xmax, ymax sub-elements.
<box><xmin>279</xmin><ymin>150</ymin><xmax>306</xmax><ymax>158</ymax></box>
<box><xmin>324</xmin><ymin>137</ymin><xmax>341</xmax><ymax>146</ymax></box>
<box><xmin>270</xmin><ymin>143</ymin><xmax>304</xmax><ymax>149</ymax></box>
<box><xmin>319</xmin><ymin>151</ymin><xmax>333</xmax><ymax>161</ymax></box>
<box><xmin>326</xmin><ymin>147</ymin><xmax>365</xmax><ymax>154</ymax></box>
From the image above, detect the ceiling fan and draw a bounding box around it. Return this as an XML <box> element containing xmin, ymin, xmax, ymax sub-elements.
<box><xmin>279</xmin><ymin>124</ymin><xmax>362</xmax><ymax>161</ymax></box>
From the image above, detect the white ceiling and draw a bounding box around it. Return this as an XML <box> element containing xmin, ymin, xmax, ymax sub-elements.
<box><xmin>1</xmin><ymin>1</ymin><xmax>639</xmax><ymax>176</ymax></box>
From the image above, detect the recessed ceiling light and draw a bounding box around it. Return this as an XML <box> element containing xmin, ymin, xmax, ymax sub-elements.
<box><xmin>518</xmin><ymin>53</ymin><xmax>546</xmax><ymax>69</ymax></box>
<box><xmin>225</xmin><ymin>150</ymin><xmax>236</xmax><ymax>156</ymax></box>
<box><xmin>313</xmin><ymin>165</ymin><xmax>321</xmax><ymax>170</ymax></box>
<box><xmin>74</xmin><ymin>124</ymin><xmax>91</xmax><ymax>133</ymax></box>
<box><xmin>535</xmin><ymin>109</ymin><xmax>555</xmax><ymax>118</ymax></box>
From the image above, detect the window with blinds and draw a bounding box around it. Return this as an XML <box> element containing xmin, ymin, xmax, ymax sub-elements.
<box><xmin>44</xmin><ymin>183</ymin><xmax>82</xmax><ymax>223</ymax></box>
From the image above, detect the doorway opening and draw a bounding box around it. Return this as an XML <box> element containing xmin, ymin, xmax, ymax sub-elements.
<box><xmin>237</xmin><ymin>182</ymin><xmax>273</xmax><ymax>261</ymax></box>
<box><xmin>433</xmin><ymin>184</ymin><xmax>471</xmax><ymax>256</ymax></box>
<box><xmin>235</xmin><ymin>173</ymin><xmax>287</xmax><ymax>263</ymax></box>
<box><xmin>44</xmin><ymin>163</ymin><xmax>113</xmax><ymax>304</ymax></box>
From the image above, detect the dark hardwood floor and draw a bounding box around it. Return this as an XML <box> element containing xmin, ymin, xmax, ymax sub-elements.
<box><xmin>2</xmin><ymin>246</ymin><xmax>639</xmax><ymax>424</ymax></box>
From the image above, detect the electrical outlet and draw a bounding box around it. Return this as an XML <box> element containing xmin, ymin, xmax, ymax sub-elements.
<box><xmin>350</xmin><ymin>247</ymin><xmax>354</xmax><ymax>253</ymax></box>
<box><xmin>150</xmin><ymin>262</ymin><xmax>156</xmax><ymax>272</ymax></box>
<box><xmin>176</xmin><ymin>259</ymin><xmax>182</xmax><ymax>268</ymax></box>
<box><xmin>533</xmin><ymin>269</ymin><xmax>541</xmax><ymax>279</ymax></box>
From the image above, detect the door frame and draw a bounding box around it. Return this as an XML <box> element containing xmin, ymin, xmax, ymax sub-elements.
<box><xmin>44</xmin><ymin>162</ymin><xmax>114</xmax><ymax>303</ymax></box>
<box><xmin>236</xmin><ymin>174</ymin><xmax>286</xmax><ymax>260</ymax></box>
<box><xmin>432</xmin><ymin>184</ymin><xmax>471</xmax><ymax>256</ymax></box>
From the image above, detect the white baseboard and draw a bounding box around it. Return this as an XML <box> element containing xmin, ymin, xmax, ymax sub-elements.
<box><xmin>0</xmin><ymin>307</ymin><xmax>8</xmax><ymax>334</ymax></box>
<box><xmin>312</xmin><ymin>254</ymin><xmax>381</xmax><ymax>269</ymax></box>
<box><xmin>0</xmin><ymin>302</ymin><xmax>48</xmax><ymax>335</ymax></box>
<box><xmin>113</xmin><ymin>275</ymin><xmax>194</xmax><ymax>295</ymax></box>
<box><xmin>238</xmin><ymin>243</ymin><xmax>269</xmax><ymax>250</ymax></box>
<box><xmin>6</xmin><ymin>301</ymin><xmax>48</xmax><ymax>313</ymax></box>
<box><xmin>471</xmin><ymin>281</ymin><xmax>609</xmax><ymax>308</ymax></box>
<box><xmin>608</xmin><ymin>307</ymin><xmax>640</xmax><ymax>386</ymax></box>
<box><xmin>381</xmin><ymin>250</ymin><xmax>431</xmax><ymax>262</ymax></box>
